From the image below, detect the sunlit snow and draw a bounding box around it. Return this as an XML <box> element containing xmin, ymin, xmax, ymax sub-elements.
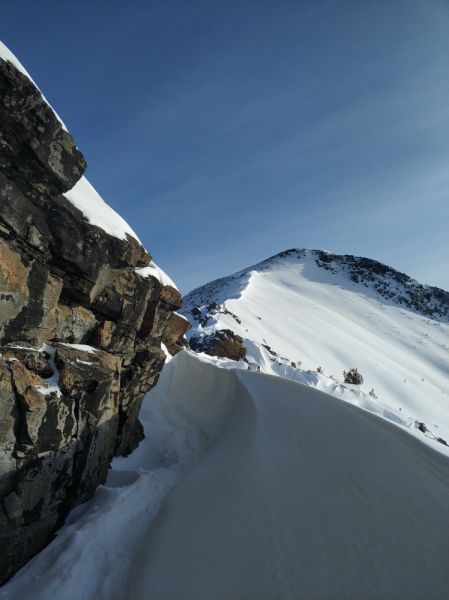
<box><xmin>136</xmin><ymin>262</ymin><xmax>177</xmax><ymax>290</ymax></box>
<box><xmin>1</xmin><ymin>39</ymin><xmax>447</xmax><ymax>599</ymax></box>
<box><xmin>63</xmin><ymin>176</ymin><xmax>142</xmax><ymax>244</ymax></box>
<box><xmin>182</xmin><ymin>249</ymin><xmax>449</xmax><ymax>449</ymax></box>
<box><xmin>2</xmin><ymin>351</ymin><xmax>447</xmax><ymax>600</ymax></box>
<box><xmin>0</xmin><ymin>43</ymin><xmax>148</xmax><ymax>250</ymax></box>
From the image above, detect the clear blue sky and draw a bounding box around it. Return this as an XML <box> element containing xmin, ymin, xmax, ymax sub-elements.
<box><xmin>1</xmin><ymin>0</ymin><xmax>448</xmax><ymax>293</ymax></box>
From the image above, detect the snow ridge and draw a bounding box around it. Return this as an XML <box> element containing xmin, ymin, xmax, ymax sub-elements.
<box><xmin>183</xmin><ymin>249</ymin><xmax>448</xmax><ymax>321</ymax></box>
<box><xmin>181</xmin><ymin>248</ymin><xmax>449</xmax><ymax>453</ymax></box>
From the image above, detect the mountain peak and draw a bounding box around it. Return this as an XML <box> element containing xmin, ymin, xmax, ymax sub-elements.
<box><xmin>180</xmin><ymin>247</ymin><xmax>448</xmax><ymax>452</ymax></box>
<box><xmin>183</xmin><ymin>249</ymin><xmax>448</xmax><ymax>322</ymax></box>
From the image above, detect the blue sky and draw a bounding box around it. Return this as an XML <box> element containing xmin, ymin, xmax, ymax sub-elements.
<box><xmin>1</xmin><ymin>1</ymin><xmax>448</xmax><ymax>293</ymax></box>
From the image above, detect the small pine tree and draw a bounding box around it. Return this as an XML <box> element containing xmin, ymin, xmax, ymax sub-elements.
<box><xmin>317</xmin><ymin>366</ymin><xmax>323</xmax><ymax>374</ymax></box>
<box><xmin>369</xmin><ymin>388</ymin><xmax>378</xmax><ymax>399</ymax></box>
<box><xmin>343</xmin><ymin>367</ymin><xmax>364</xmax><ymax>385</ymax></box>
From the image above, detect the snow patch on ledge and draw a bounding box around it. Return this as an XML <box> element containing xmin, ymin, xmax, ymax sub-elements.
<box><xmin>0</xmin><ymin>40</ymin><xmax>68</xmax><ymax>132</ymax></box>
<box><xmin>136</xmin><ymin>262</ymin><xmax>177</xmax><ymax>290</ymax></box>
<box><xmin>59</xmin><ymin>343</ymin><xmax>97</xmax><ymax>354</ymax></box>
<box><xmin>64</xmin><ymin>176</ymin><xmax>141</xmax><ymax>244</ymax></box>
<box><xmin>0</xmin><ymin>43</ymin><xmax>143</xmax><ymax>247</ymax></box>
<box><xmin>38</xmin><ymin>344</ymin><xmax>62</xmax><ymax>398</ymax></box>
<box><xmin>175</xmin><ymin>312</ymin><xmax>190</xmax><ymax>322</ymax></box>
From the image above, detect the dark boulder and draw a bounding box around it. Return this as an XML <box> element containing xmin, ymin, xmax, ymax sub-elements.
<box><xmin>0</xmin><ymin>59</ymin><xmax>87</xmax><ymax>199</ymax></box>
<box><xmin>190</xmin><ymin>329</ymin><xmax>247</xmax><ymax>362</ymax></box>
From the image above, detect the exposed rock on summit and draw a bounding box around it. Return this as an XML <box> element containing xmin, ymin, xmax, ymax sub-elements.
<box><xmin>182</xmin><ymin>249</ymin><xmax>448</xmax><ymax>322</ymax></box>
<box><xmin>190</xmin><ymin>329</ymin><xmax>247</xmax><ymax>362</ymax></box>
<box><xmin>0</xmin><ymin>50</ymin><xmax>183</xmax><ymax>583</ymax></box>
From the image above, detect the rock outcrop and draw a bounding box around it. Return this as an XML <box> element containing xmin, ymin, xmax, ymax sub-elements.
<box><xmin>0</xmin><ymin>53</ymin><xmax>183</xmax><ymax>583</ymax></box>
<box><xmin>162</xmin><ymin>313</ymin><xmax>192</xmax><ymax>356</ymax></box>
<box><xmin>189</xmin><ymin>329</ymin><xmax>247</xmax><ymax>362</ymax></box>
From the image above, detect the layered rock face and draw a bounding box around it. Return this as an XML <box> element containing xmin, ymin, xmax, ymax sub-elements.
<box><xmin>162</xmin><ymin>313</ymin><xmax>192</xmax><ymax>355</ymax></box>
<box><xmin>0</xmin><ymin>56</ymin><xmax>183</xmax><ymax>583</ymax></box>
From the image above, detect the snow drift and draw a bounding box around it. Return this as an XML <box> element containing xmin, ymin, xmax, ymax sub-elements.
<box><xmin>3</xmin><ymin>351</ymin><xmax>448</xmax><ymax>600</ymax></box>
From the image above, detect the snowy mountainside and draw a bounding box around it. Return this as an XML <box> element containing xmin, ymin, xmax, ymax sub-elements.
<box><xmin>314</xmin><ymin>250</ymin><xmax>448</xmax><ymax>319</ymax></box>
<box><xmin>181</xmin><ymin>249</ymin><xmax>449</xmax><ymax>450</ymax></box>
<box><xmin>183</xmin><ymin>248</ymin><xmax>448</xmax><ymax>320</ymax></box>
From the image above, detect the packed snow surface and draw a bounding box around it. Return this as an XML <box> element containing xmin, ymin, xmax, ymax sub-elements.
<box><xmin>2</xmin><ymin>351</ymin><xmax>448</xmax><ymax>600</ymax></box>
<box><xmin>182</xmin><ymin>249</ymin><xmax>449</xmax><ymax>448</ymax></box>
<box><xmin>63</xmin><ymin>176</ymin><xmax>141</xmax><ymax>243</ymax></box>
<box><xmin>0</xmin><ymin>41</ymin><xmax>68</xmax><ymax>131</ymax></box>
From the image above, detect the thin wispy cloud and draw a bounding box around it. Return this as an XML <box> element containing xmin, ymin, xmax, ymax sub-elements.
<box><xmin>2</xmin><ymin>0</ymin><xmax>447</xmax><ymax>292</ymax></box>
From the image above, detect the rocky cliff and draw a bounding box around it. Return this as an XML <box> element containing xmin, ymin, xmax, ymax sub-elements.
<box><xmin>0</xmin><ymin>50</ymin><xmax>187</xmax><ymax>583</ymax></box>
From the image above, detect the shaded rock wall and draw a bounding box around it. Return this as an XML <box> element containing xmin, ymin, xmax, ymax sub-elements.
<box><xmin>162</xmin><ymin>313</ymin><xmax>192</xmax><ymax>356</ymax></box>
<box><xmin>0</xmin><ymin>56</ymin><xmax>183</xmax><ymax>583</ymax></box>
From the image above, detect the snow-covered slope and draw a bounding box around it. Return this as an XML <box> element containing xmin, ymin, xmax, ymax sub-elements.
<box><xmin>181</xmin><ymin>249</ymin><xmax>449</xmax><ymax>449</ymax></box>
<box><xmin>3</xmin><ymin>351</ymin><xmax>448</xmax><ymax>600</ymax></box>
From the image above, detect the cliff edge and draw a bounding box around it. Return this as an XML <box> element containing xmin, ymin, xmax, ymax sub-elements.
<box><xmin>0</xmin><ymin>44</ymin><xmax>187</xmax><ymax>583</ymax></box>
